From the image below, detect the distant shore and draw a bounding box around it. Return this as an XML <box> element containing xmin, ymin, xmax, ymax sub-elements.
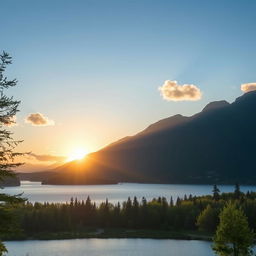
<box><xmin>4</xmin><ymin>229</ymin><xmax>212</xmax><ymax>242</ymax></box>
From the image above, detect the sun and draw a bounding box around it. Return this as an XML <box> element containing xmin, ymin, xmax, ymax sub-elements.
<box><xmin>66</xmin><ymin>148</ymin><xmax>89</xmax><ymax>162</ymax></box>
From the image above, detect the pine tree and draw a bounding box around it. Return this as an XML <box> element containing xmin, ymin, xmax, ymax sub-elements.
<box><xmin>0</xmin><ymin>52</ymin><xmax>24</xmax><ymax>255</ymax></box>
<box><xmin>213</xmin><ymin>184</ymin><xmax>220</xmax><ymax>201</ymax></box>
<box><xmin>234</xmin><ymin>183</ymin><xmax>241</xmax><ymax>199</ymax></box>
<box><xmin>213</xmin><ymin>202</ymin><xmax>253</xmax><ymax>256</ymax></box>
<box><xmin>85</xmin><ymin>196</ymin><xmax>91</xmax><ymax>209</ymax></box>
<box><xmin>176</xmin><ymin>196</ymin><xmax>181</xmax><ymax>206</ymax></box>
<box><xmin>70</xmin><ymin>197</ymin><xmax>74</xmax><ymax>207</ymax></box>
<box><xmin>132</xmin><ymin>196</ymin><xmax>139</xmax><ymax>227</ymax></box>
<box><xmin>170</xmin><ymin>196</ymin><xmax>174</xmax><ymax>207</ymax></box>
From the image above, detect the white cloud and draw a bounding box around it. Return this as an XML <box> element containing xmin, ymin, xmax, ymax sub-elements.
<box><xmin>159</xmin><ymin>80</ymin><xmax>202</xmax><ymax>101</ymax></box>
<box><xmin>241</xmin><ymin>83</ymin><xmax>256</xmax><ymax>93</ymax></box>
<box><xmin>25</xmin><ymin>113</ymin><xmax>54</xmax><ymax>126</ymax></box>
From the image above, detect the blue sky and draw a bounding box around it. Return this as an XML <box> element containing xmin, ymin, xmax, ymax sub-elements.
<box><xmin>1</xmin><ymin>0</ymin><xmax>256</xmax><ymax>160</ymax></box>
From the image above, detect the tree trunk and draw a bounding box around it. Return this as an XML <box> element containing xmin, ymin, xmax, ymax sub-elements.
<box><xmin>233</xmin><ymin>244</ymin><xmax>238</xmax><ymax>256</ymax></box>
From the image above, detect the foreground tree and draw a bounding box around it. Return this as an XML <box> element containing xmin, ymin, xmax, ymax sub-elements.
<box><xmin>213</xmin><ymin>202</ymin><xmax>253</xmax><ymax>256</ymax></box>
<box><xmin>0</xmin><ymin>52</ymin><xmax>24</xmax><ymax>255</ymax></box>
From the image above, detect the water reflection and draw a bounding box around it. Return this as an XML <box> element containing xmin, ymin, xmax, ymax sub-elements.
<box><xmin>5</xmin><ymin>239</ymin><xmax>215</xmax><ymax>256</ymax></box>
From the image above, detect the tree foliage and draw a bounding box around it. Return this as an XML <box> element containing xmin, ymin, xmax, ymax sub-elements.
<box><xmin>213</xmin><ymin>184</ymin><xmax>220</xmax><ymax>201</ymax></box>
<box><xmin>213</xmin><ymin>202</ymin><xmax>253</xmax><ymax>256</ymax></box>
<box><xmin>3</xmin><ymin>188</ymin><xmax>255</xmax><ymax>237</ymax></box>
<box><xmin>196</xmin><ymin>204</ymin><xmax>220</xmax><ymax>232</ymax></box>
<box><xmin>0</xmin><ymin>52</ymin><xmax>24</xmax><ymax>255</ymax></box>
<box><xmin>1</xmin><ymin>185</ymin><xmax>256</xmax><ymax>253</ymax></box>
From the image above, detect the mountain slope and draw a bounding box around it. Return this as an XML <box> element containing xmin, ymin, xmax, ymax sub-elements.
<box><xmin>44</xmin><ymin>91</ymin><xmax>256</xmax><ymax>185</ymax></box>
<box><xmin>0</xmin><ymin>176</ymin><xmax>20</xmax><ymax>187</ymax></box>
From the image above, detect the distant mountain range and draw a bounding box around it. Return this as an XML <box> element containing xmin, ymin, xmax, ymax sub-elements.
<box><xmin>0</xmin><ymin>176</ymin><xmax>20</xmax><ymax>187</ymax></box>
<box><xmin>27</xmin><ymin>91</ymin><xmax>256</xmax><ymax>185</ymax></box>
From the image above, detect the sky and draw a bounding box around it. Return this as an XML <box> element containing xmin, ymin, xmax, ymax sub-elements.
<box><xmin>1</xmin><ymin>0</ymin><xmax>256</xmax><ymax>168</ymax></box>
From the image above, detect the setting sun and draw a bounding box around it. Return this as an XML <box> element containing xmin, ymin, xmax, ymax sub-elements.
<box><xmin>66</xmin><ymin>148</ymin><xmax>89</xmax><ymax>162</ymax></box>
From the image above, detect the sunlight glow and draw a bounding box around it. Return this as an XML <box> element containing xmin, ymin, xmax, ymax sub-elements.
<box><xmin>66</xmin><ymin>147</ymin><xmax>89</xmax><ymax>162</ymax></box>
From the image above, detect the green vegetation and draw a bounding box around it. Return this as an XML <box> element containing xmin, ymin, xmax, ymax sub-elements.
<box><xmin>0</xmin><ymin>52</ymin><xmax>25</xmax><ymax>255</ymax></box>
<box><xmin>197</xmin><ymin>204</ymin><xmax>219</xmax><ymax>233</ymax></box>
<box><xmin>213</xmin><ymin>202</ymin><xmax>253</xmax><ymax>256</ymax></box>
<box><xmin>2</xmin><ymin>184</ymin><xmax>256</xmax><ymax>246</ymax></box>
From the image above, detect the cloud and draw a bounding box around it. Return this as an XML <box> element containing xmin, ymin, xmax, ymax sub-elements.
<box><xmin>241</xmin><ymin>83</ymin><xmax>256</xmax><ymax>93</ymax></box>
<box><xmin>25</xmin><ymin>113</ymin><xmax>54</xmax><ymax>126</ymax></box>
<box><xmin>29</xmin><ymin>153</ymin><xmax>66</xmax><ymax>162</ymax></box>
<box><xmin>159</xmin><ymin>80</ymin><xmax>202</xmax><ymax>101</ymax></box>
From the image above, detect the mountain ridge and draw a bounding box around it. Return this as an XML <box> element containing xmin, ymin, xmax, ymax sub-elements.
<box><xmin>43</xmin><ymin>91</ymin><xmax>256</xmax><ymax>185</ymax></box>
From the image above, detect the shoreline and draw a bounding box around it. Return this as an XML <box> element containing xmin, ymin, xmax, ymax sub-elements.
<box><xmin>3</xmin><ymin>229</ymin><xmax>212</xmax><ymax>242</ymax></box>
<box><xmin>10</xmin><ymin>180</ymin><xmax>256</xmax><ymax>187</ymax></box>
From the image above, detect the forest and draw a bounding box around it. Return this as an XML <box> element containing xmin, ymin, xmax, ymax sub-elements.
<box><xmin>2</xmin><ymin>184</ymin><xmax>256</xmax><ymax>240</ymax></box>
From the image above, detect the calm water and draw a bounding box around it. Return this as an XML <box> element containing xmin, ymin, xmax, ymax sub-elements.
<box><xmin>5</xmin><ymin>239</ymin><xmax>215</xmax><ymax>256</ymax></box>
<box><xmin>3</xmin><ymin>181</ymin><xmax>256</xmax><ymax>204</ymax></box>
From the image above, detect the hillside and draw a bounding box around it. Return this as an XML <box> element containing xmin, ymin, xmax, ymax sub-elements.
<box><xmin>0</xmin><ymin>176</ymin><xmax>20</xmax><ymax>187</ymax></box>
<box><xmin>17</xmin><ymin>171</ymin><xmax>57</xmax><ymax>182</ymax></box>
<box><xmin>44</xmin><ymin>91</ymin><xmax>256</xmax><ymax>185</ymax></box>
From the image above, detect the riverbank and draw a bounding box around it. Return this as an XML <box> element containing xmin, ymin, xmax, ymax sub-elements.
<box><xmin>3</xmin><ymin>229</ymin><xmax>212</xmax><ymax>241</ymax></box>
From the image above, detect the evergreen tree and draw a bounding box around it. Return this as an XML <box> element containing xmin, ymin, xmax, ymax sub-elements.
<box><xmin>234</xmin><ymin>183</ymin><xmax>241</xmax><ymax>199</ymax></box>
<box><xmin>213</xmin><ymin>202</ymin><xmax>253</xmax><ymax>256</ymax></box>
<box><xmin>212</xmin><ymin>184</ymin><xmax>220</xmax><ymax>201</ymax></box>
<box><xmin>85</xmin><ymin>196</ymin><xmax>91</xmax><ymax>209</ymax></box>
<box><xmin>70</xmin><ymin>197</ymin><xmax>74</xmax><ymax>207</ymax></box>
<box><xmin>160</xmin><ymin>197</ymin><xmax>168</xmax><ymax>228</ymax></box>
<box><xmin>170</xmin><ymin>196</ymin><xmax>174</xmax><ymax>207</ymax></box>
<box><xmin>176</xmin><ymin>197</ymin><xmax>181</xmax><ymax>206</ymax></box>
<box><xmin>124</xmin><ymin>197</ymin><xmax>132</xmax><ymax>227</ymax></box>
<box><xmin>102</xmin><ymin>198</ymin><xmax>110</xmax><ymax>227</ymax></box>
<box><xmin>132</xmin><ymin>197</ymin><xmax>139</xmax><ymax>227</ymax></box>
<box><xmin>141</xmin><ymin>197</ymin><xmax>147</xmax><ymax>207</ymax></box>
<box><xmin>74</xmin><ymin>197</ymin><xmax>78</xmax><ymax>207</ymax></box>
<box><xmin>140</xmin><ymin>197</ymin><xmax>148</xmax><ymax>227</ymax></box>
<box><xmin>0</xmin><ymin>52</ymin><xmax>24</xmax><ymax>255</ymax></box>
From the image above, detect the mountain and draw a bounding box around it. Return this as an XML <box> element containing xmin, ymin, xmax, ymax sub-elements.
<box><xmin>17</xmin><ymin>171</ymin><xmax>57</xmax><ymax>182</ymax></box>
<box><xmin>0</xmin><ymin>176</ymin><xmax>20</xmax><ymax>187</ymax></box>
<box><xmin>16</xmin><ymin>160</ymin><xmax>66</xmax><ymax>173</ymax></box>
<box><xmin>44</xmin><ymin>91</ymin><xmax>256</xmax><ymax>185</ymax></box>
<box><xmin>202</xmin><ymin>100</ymin><xmax>229</xmax><ymax>112</ymax></box>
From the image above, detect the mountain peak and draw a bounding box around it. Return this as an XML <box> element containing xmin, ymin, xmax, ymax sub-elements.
<box><xmin>202</xmin><ymin>100</ymin><xmax>230</xmax><ymax>112</ymax></box>
<box><xmin>139</xmin><ymin>114</ymin><xmax>189</xmax><ymax>135</ymax></box>
<box><xmin>234</xmin><ymin>91</ymin><xmax>256</xmax><ymax>104</ymax></box>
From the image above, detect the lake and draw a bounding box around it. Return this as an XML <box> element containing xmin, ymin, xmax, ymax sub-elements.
<box><xmin>5</xmin><ymin>239</ymin><xmax>215</xmax><ymax>256</ymax></box>
<box><xmin>3</xmin><ymin>181</ymin><xmax>256</xmax><ymax>204</ymax></box>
